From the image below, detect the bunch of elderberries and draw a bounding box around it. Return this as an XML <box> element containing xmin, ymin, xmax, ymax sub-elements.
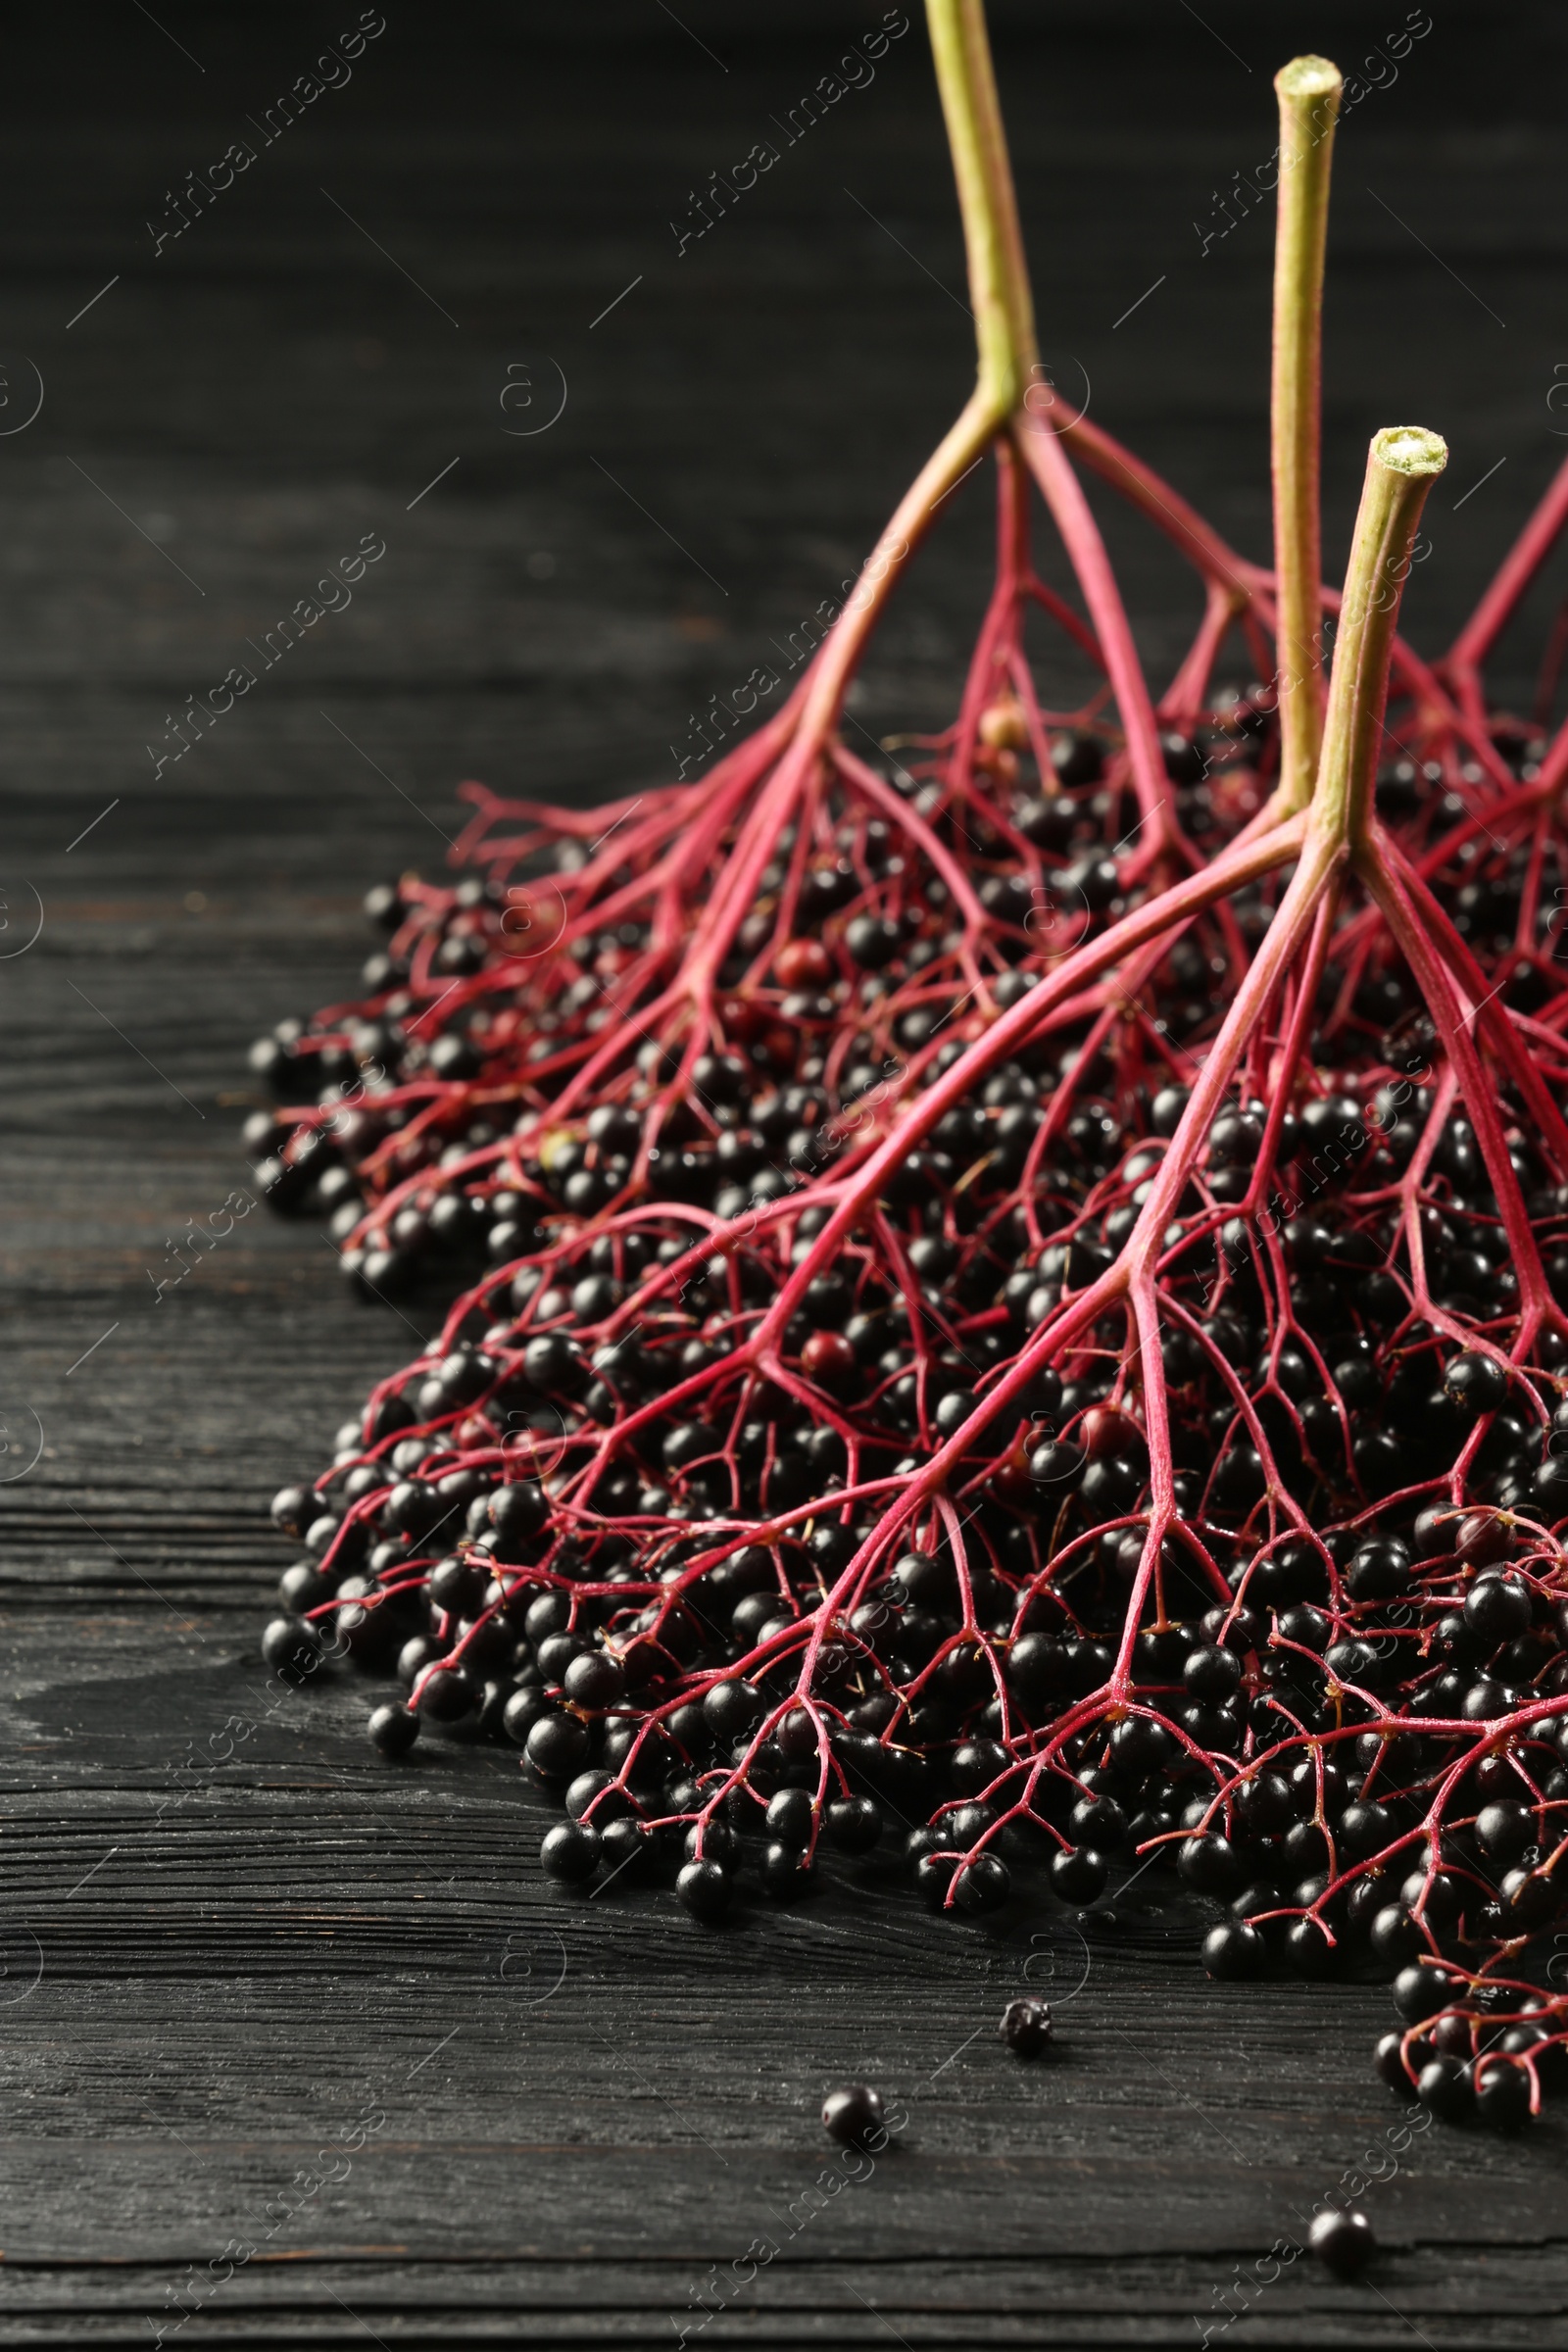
<box><xmin>258</xmin><ymin>20</ymin><xmax>1568</xmax><ymax>2129</ymax></box>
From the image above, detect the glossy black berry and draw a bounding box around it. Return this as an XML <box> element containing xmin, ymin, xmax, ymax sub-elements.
<box><xmin>952</xmin><ymin>1852</ymin><xmax>1009</xmax><ymax>1913</ymax></box>
<box><xmin>417</xmin><ymin>1666</ymin><xmax>476</xmax><ymax>1725</ymax></box>
<box><xmin>525</xmin><ymin>1711</ymin><xmax>591</xmax><ymax>1779</ymax></box>
<box><xmin>262</xmin><ymin>1614</ymin><xmax>324</xmax><ymax>1678</ymax></box>
<box><xmin>892</xmin><ymin>1549</ymin><xmax>950</xmax><ymax>1603</ymax></box>
<box><xmin>1051</xmin><ymin>1845</ymin><xmax>1105</xmax><ymax>1902</ymax></box>
<box><xmin>1069</xmin><ymin>1792</ymin><xmax>1126</xmax><ymax>1850</ymax></box>
<box><xmin>1500</xmin><ymin>1867</ymin><xmax>1561</xmax><ymax>1931</ymax></box>
<box><xmin>525</xmin><ymin>1591</ymin><xmax>572</xmax><ymax>1645</ymax></box>
<box><xmin>1007</xmin><ymin>1632</ymin><xmax>1069</xmax><ymax>1701</ymax></box>
<box><xmin>489</xmin><ymin>1480</ymin><xmax>549</xmax><ymax>1548</ymax></box>
<box><xmin>675</xmin><ymin>1857</ymin><xmax>732</xmax><ymax>1922</ymax></box>
<box><xmin>1309</xmin><ymin>2208</ymin><xmax>1375</xmax><ymax>2276</ymax></box>
<box><xmin>1392</xmin><ymin>1965</ymin><xmax>1448</xmax><ymax>2024</ymax></box>
<box><xmin>1233</xmin><ymin>1772</ymin><xmax>1294</xmax><ymax>1837</ymax></box>
<box><xmin>1285</xmin><ymin>1918</ymin><xmax>1333</xmax><ymax>1977</ymax></box>
<box><xmin>1183</xmin><ymin>1643</ymin><xmax>1243</xmax><ymax>1703</ymax></box>
<box><xmin>821</xmin><ymin>2083</ymin><xmax>884</xmax><ymax>2145</ymax></box>
<box><xmin>1158</xmin><ymin>729</ymin><xmax>1206</xmax><ymax>785</ymax></box>
<box><xmin>598</xmin><ymin>1816</ymin><xmax>649</xmax><ymax>1880</ymax></box>
<box><xmin>1475</xmin><ymin>1799</ymin><xmax>1533</xmax><ymax>1861</ymax></box>
<box><xmin>766</xmin><ymin>1788</ymin><xmax>815</xmax><ymax>1848</ymax></box>
<box><xmin>540</xmin><ymin>1821</ymin><xmax>601</xmax><ymax>1883</ymax></box>
<box><xmin>1368</xmin><ymin>1904</ymin><xmax>1423</xmax><ymax>1966</ymax></box>
<box><xmin>1416</xmin><ymin>2053</ymin><xmax>1473</xmax><ymax>2123</ymax></box>
<box><xmin>824</xmin><ymin>1795</ymin><xmax>883</xmax><ymax>1853</ymax></box>
<box><xmin>1474</xmin><ymin>2057</ymin><xmax>1532</xmax><ymax>2130</ymax></box>
<box><xmin>428</xmin><ymin>1553</ymin><xmax>487</xmax><ymax>1616</ymax></box>
<box><xmin>760</xmin><ymin>1840</ymin><xmax>816</xmax><ymax>1896</ymax></box>
<box><xmin>564</xmin><ymin>1650</ymin><xmax>626</xmax><ymax>1710</ymax></box>
<box><xmin>368</xmin><ymin>1700</ymin><xmax>418</xmax><ymax>1757</ymax></box>
<box><xmin>1463</xmin><ymin>1575</ymin><xmax>1531</xmax><ymax>1645</ymax></box>
<box><xmin>1051</xmin><ymin>730</ymin><xmax>1103</xmax><ymax>787</ymax></box>
<box><xmin>1107</xmin><ymin>1715</ymin><xmax>1172</xmax><ymax>1774</ymax></box>
<box><xmin>1372</xmin><ymin>2031</ymin><xmax>1410</xmax><ymax>2090</ymax></box>
<box><xmin>1430</xmin><ymin>2013</ymin><xmax>1474</xmax><ymax>2060</ymax></box>
<box><xmin>1444</xmin><ymin>1351</ymin><xmax>1508</xmax><ymax>1415</ymax></box>
<box><xmin>1151</xmin><ymin>1085</ymin><xmax>1189</xmax><ymax>1135</ymax></box>
<box><xmin>915</xmin><ymin>1852</ymin><xmax>956</xmax><ymax>1909</ymax></box>
<box><xmin>703</xmin><ymin>1679</ymin><xmax>765</xmax><ymax>1740</ymax></box>
<box><xmin>1179</xmin><ymin>1834</ymin><xmax>1245</xmax><ymax>1896</ymax></box>
<box><xmin>1000</xmin><ymin>1995</ymin><xmax>1053</xmax><ymax>2056</ymax></box>
<box><xmin>845</xmin><ymin>914</ymin><xmax>901</xmax><ymax>969</ymax></box>
<box><xmin>684</xmin><ymin>1819</ymin><xmax>738</xmax><ymax>1871</ymax></box>
<box><xmin>270</xmin><ymin>1484</ymin><xmax>313</xmax><ymax>1537</ymax></box>
<box><xmin>522</xmin><ymin>1331</ymin><xmax>586</xmax><ymax>1395</ymax></box>
<box><xmin>278</xmin><ymin>1561</ymin><xmax>325</xmax><ymax>1614</ymax></box>
<box><xmin>564</xmin><ymin>1769</ymin><xmax>616</xmax><ymax>1822</ymax></box>
<box><xmin>502</xmin><ymin>1687</ymin><xmax>551</xmax><ymax>1746</ymax></box>
<box><xmin>1345</xmin><ymin>1541</ymin><xmax>1412</xmax><ymax>1602</ymax></box>
<box><xmin>1202</xmin><ymin>1920</ymin><xmax>1265</xmax><ymax>1979</ymax></box>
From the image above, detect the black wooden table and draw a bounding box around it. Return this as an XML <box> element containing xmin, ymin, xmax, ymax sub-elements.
<box><xmin>3</xmin><ymin>4</ymin><xmax>1565</xmax><ymax>2340</ymax></box>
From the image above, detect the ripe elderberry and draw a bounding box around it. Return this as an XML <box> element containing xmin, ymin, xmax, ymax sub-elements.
<box><xmin>1309</xmin><ymin>2208</ymin><xmax>1376</xmax><ymax>2277</ymax></box>
<box><xmin>822</xmin><ymin>2084</ymin><xmax>885</xmax><ymax>2145</ymax></box>
<box><xmin>1000</xmin><ymin>1997</ymin><xmax>1053</xmax><ymax>2056</ymax></box>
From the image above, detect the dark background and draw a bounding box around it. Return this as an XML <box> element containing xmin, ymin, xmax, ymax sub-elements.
<box><xmin>1</xmin><ymin>3</ymin><xmax>1566</xmax><ymax>2342</ymax></box>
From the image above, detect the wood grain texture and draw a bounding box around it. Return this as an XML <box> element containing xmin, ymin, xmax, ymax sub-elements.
<box><xmin>0</xmin><ymin>3</ymin><xmax>1565</xmax><ymax>2339</ymax></box>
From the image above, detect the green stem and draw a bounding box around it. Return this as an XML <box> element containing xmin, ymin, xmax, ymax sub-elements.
<box><xmin>669</xmin><ymin>5</ymin><xmax>1032</xmax><ymax>911</ymax></box>
<box><xmin>1271</xmin><ymin>54</ymin><xmax>1342</xmax><ymax>814</ymax></box>
<box><xmin>1311</xmin><ymin>427</ymin><xmax>1447</xmax><ymax>848</ymax></box>
<box><xmin>925</xmin><ymin>0</ymin><xmax>1038</xmax><ymax>416</ymax></box>
<box><xmin>748</xmin><ymin>2</ymin><xmax>1035</xmax><ymax>764</ymax></box>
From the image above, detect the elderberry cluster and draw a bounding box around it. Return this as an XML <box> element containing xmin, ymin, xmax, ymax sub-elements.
<box><xmin>242</xmin><ymin>329</ymin><xmax>1568</xmax><ymax>2132</ymax></box>
<box><xmin>262</xmin><ymin>961</ymin><xmax>1568</xmax><ymax>2127</ymax></box>
<box><xmin>242</xmin><ymin>702</ymin><xmax>1286</xmax><ymax>1310</ymax></box>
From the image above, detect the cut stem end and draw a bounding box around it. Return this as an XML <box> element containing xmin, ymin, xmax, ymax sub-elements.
<box><xmin>1372</xmin><ymin>425</ymin><xmax>1450</xmax><ymax>479</ymax></box>
<box><xmin>1315</xmin><ymin>425</ymin><xmax>1447</xmax><ymax>848</ymax></box>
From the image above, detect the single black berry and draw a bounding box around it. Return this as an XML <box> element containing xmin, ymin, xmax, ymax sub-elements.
<box><xmin>825</xmin><ymin>1795</ymin><xmax>883</xmax><ymax>1853</ymax></box>
<box><xmin>821</xmin><ymin>2083</ymin><xmax>885</xmax><ymax>2145</ymax></box>
<box><xmin>1309</xmin><ymin>2208</ymin><xmax>1375</xmax><ymax>2276</ymax></box>
<box><xmin>262</xmin><ymin>1614</ymin><xmax>324</xmax><ymax>1678</ymax></box>
<box><xmin>1392</xmin><ymin>1965</ymin><xmax>1447</xmax><ymax>2024</ymax></box>
<box><xmin>540</xmin><ymin>1821</ymin><xmax>601</xmax><ymax>1882</ymax></box>
<box><xmin>525</xmin><ymin>1711</ymin><xmax>591</xmax><ymax>1779</ymax></box>
<box><xmin>1000</xmin><ymin>1996</ymin><xmax>1053</xmax><ymax>2056</ymax></box>
<box><xmin>368</xmin><ymin>1700</ymin><xmax>418</xmax><ymax>1757</ymax></box>
<box><xmin>1416</xmin><ymin>2053</ymin><xmax>1473</xmax><ymax>2123</ymax></box>
<box><xmin>1051</xmin><ymin>1845</ymin><xmax>1106</xmax><ymax>1902</ymax></box>
<box><xmin>676</xmin><ymin>1857</ymin><xmax>732</xmax><ymax>1923</ymax></box>
<box><xmin>1202</xmin><ymin>1920</ymin><xmax>1265</xmax><ymax>1979</ymax></box>
<box><xmin>1474</xmin><ymin>2057</ymin><xmax>1532</xmax><ymax>2130</ymax></box>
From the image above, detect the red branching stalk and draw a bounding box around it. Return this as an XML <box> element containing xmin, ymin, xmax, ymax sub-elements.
<box><xmin>260</xmin><ymin>16</ymin><xmax>1568</xmax><ymax>2121</ymax></box>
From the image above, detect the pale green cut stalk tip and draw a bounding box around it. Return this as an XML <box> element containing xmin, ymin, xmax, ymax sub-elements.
<box><xmin>1372</xmin><ymin>426</ymin><xmax>1448</xmax><ymax>477</ymax></box>
<box><xmin>1275</xmin><ymin>54</ymin><xmax>1343</xmax><ymax>101</ymax></box>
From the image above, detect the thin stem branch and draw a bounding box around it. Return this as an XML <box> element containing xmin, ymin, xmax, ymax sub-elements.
<box><xmin>1446</xmin><ymin>448</ymin><xmax>1568</xmax><ymax>720</ymax></box>
<box><xmin>1012</xmin><ymin>416</ymin><xmax>1176</xmax><ymax>860</ymax></box>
